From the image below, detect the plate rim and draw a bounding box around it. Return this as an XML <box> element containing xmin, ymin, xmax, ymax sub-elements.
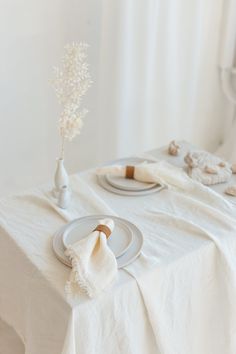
<box><xmin>97</xmin><ymin>174</ymin><xmax>165</xmax><ymax>196</ymax></box>
<box><xmin>105</xmin><ymin>174</ymin><xmax>157</xmax><ymax>192</ymax></box>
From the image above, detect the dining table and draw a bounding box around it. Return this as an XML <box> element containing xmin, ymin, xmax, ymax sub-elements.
<box><xmin>1</xmin><ymin>141</ymin><xmax>236</xmax><ymax>354</ymax></box>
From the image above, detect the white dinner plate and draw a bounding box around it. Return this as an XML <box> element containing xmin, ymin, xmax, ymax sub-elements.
<box><xmin>52</xmin><ymin>215</ymin><xmax>143</xmax><ymax>269</ymax></box>
<box><xmin>62</xmin><ymin>216</ymin><xmax>133</xmax><ymax>258</ymax></box>
<box><xmin>97</xmin><ymin>175</ymin><xmax>165</xmax><ymax>196</ymax></box>
<box><xmin>105</xmin><ymin>157</ymin><xmax>157</xmax><ymax>192</ymax></box>
<box><xmin>106</xmin><ymin>175</ymin><xmax>156</xmax><ymax>192</ymax></box>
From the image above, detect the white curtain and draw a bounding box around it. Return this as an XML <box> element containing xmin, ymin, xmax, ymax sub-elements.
<box><xmin>95</xmin><ymin>0</ymin><xmax>227</xmax><ymax>163</ymax></box>
<box><xmin>216</xmin><ymin>0</ymin><xmax>236</xmax><ymax>162</ymax></box>
<box><xmin>0</xmin><ymin>0</ymin><xmax>230</xmax><ymax>196</ymax></box>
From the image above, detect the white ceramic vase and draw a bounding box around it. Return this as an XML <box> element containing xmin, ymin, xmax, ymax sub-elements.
<box><xmin>54</xmin><ymin>158</ymin><xmax>69</xmax><ymax>192</ymax></box>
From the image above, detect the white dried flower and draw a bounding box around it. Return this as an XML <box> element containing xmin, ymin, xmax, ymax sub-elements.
<box><xmin>52</xmin><ymin>42</ymin><xmax>92</xmax><ymax>158</ymax></box>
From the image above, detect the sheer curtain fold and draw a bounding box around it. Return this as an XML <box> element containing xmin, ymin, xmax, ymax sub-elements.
<box><xmin>216</xmin><ymin>0</ymin><xmax>236</xmax><ymax>161</ymax></box>
<box><xmin>96</xmin><ymin>0</ymin><xmax>227</xmax><ymax>165</ymax></box>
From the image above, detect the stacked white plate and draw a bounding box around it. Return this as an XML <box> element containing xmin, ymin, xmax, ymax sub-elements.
<box><xmin>53</xmin><ymin>215</ymin><xmax>143</xmax><ymax>269</ymax></box>
<box><xmin>97</xmin><ymin>157</ymin><xmax>165</xmax><ymax>196</ymax></box>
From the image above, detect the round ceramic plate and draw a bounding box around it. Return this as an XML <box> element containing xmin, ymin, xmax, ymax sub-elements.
<box><xmin>52</xmin><ymin>215</ymin><xmax>143</xmax><ymax>269</ymax></box>
<box><xmin>97</xmin><ymin>175</ymin><xmax>165</xmax><ymax>196</ymax></box>
<box><xmin>62</xmin><ymin>216</ymin><xmax>133</xmax><ymax>258</ymax></box>
<box><xmin>105</xmin><ymin>157</ymin><xmax>157</xmax><ymax>192</ymax></box>
<box><xmin>106</xmin><ymin>175</ymin><xmax>156</xmax><ymax>192</ymax></box>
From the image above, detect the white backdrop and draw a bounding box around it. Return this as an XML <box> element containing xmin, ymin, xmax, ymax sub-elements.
<box><xmin>216</xmin><ymin>0</ymin><xmax>236</xmax><ymax>162</ymax></box>
<box><xmin>0</xmin><ymin>0</ymin><xmax>230</xmax><ymax>197</ymax></box>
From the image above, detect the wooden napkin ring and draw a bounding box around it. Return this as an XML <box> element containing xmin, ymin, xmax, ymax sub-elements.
<box><xmin>125</xmin><ymin>165</ymin><xmax>135</xmax><ymax>179</ymax></box>
<box><xmin>94</xmin><ymin>224</ymin><xmax>112</xmax><ymax>238</ymax></box>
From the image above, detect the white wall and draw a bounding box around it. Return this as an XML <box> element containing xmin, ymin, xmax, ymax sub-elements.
<box><xmin>0</xmin><ymin>0</ymin><xmax>227</xmax><ymax>197</ymax></box>
<box><xmin>0</xmin><ymin>0</ymin><xmax>102</xmax><ymax>197</ymax></box>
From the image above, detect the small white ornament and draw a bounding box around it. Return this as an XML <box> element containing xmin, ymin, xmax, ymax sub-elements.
<box><xmin>58</xmin><ymin>185</ymin><xmax>71</xmax><ymax>209</ymax></box>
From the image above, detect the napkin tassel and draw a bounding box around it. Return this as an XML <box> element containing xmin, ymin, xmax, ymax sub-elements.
<box><xmin>65</xmin><ymin>247</ymin><xmax>98</xmax><ymax>298</ymax></box>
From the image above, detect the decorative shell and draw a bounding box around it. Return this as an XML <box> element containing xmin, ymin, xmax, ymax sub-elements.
<box><xmin>184</xmin><ymin>150</ymin><xmax>232</xmax><ymax>185</ymax></box>
<box><xmin>168</xmin><ymin>140</ymin><xmax>180</xmax><ymax>156</ymax></box>
<box><xmin>204</xmin><ymin>165</ymin><xmax>219</xmax><ymax>174</ymax></box>
<box><xmin>231</xmin><ymin>164</ymin><xmax>236</xmax><ymax>174</ymax></box>
<box><xmin>218</xmin><ymin>161</ymin><xmax>226</xmax><ymax>167</ymax></box>
<box><xmin>225</xmin><ymin>185</ymin><xmax>236</xmax><ymax>197</ymax></box>
<box><xmin>184</xmin><ymin>152</ymin><xmax>199</xmax><ymax>168</ymax></box>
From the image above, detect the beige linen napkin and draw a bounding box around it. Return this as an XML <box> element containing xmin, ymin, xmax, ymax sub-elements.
<box><xmin>96</xmin><ymin>161</ymin><xmax>185</xmax><ymax>186</ymax></box>
<box><xmin>65</xmin><ymin>218</ymin><xmax>117</xmax><ymax>298</ymax></box>
<box><xmin>97</xmin><ymin>160</ymin><xmax>234</xmax><ymax>210</ymax></box>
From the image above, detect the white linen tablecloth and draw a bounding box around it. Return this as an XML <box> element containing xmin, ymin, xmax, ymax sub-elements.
<box><xmin>1</xmin><ymin>142</ymin><xmax>236</xmax><ymax>354</ymax></box>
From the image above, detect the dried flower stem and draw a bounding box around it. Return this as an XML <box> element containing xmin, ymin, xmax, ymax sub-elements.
<box><xmin>52</xmin><ymin>42</ymin><xmax>92</xmax><ymax>160</ymax></box>
<box><xmin>60</xmin><ymin>136</ymin><xmax>66</xmax><ymax>160</ymax></box>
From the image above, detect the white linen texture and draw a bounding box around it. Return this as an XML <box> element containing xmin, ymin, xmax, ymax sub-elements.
<box><xmin>1</xmin><ymin>147</ymin><xmax>236</xmax><ymax>354</ymax></box>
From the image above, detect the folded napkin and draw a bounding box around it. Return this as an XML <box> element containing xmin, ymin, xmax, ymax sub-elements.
<box><xmin>65</xmin><ymin>218</ymin><xmax>117</xmax><ymax>298</ymax></box>
<box><xmin>97</xmin><ymin>160</ymin><xmax>236</xmax><ymax>209</ymax></box>
<box><xmin>97</xmin><ymin>160</ymin><xmax>189</xmax><ymax>187</ymax></box>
